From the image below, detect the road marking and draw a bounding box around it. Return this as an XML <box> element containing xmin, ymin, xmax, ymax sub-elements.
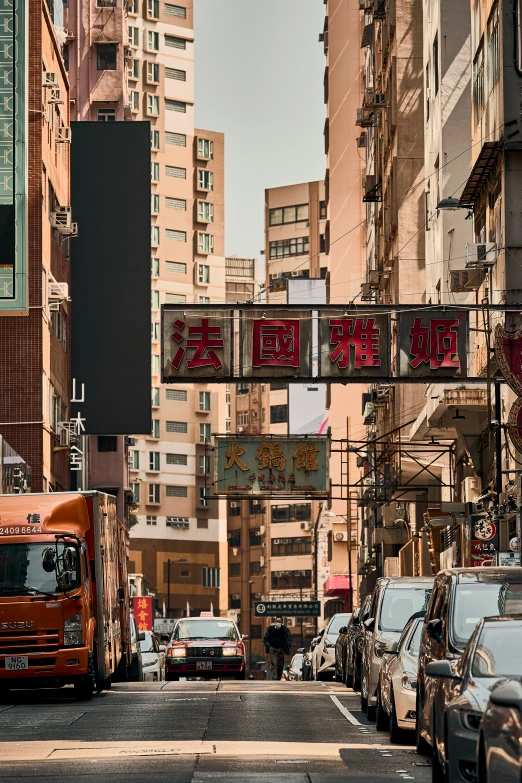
<box><xmin>329</xmin><ymin>694</ymin><xmax>362</xmax><ymax>725</ymax></box>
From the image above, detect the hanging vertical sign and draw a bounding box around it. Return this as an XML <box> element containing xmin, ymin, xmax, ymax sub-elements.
<box><xmin>0</xmin><ymin>0</ymin><xmax>27</xmax><ymax>313</ymax></box>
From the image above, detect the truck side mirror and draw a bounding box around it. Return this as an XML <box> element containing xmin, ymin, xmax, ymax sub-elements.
<box><xmin>57</xmin><ymin>570</ymin><xmax>72</xmax><ymax>589</ymax></box>
<box><xmin>42</xmin><ymin>547</ymin><xmax>56</xmax><ymax>573</ymax></box>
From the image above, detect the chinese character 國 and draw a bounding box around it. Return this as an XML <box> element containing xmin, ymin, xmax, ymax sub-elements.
<box><xmin>293</xmin><ymin>442</ymin><xmax>320</xmax><ymax>471</ymax></box>
<box><xmin>252</xmin><ymin>319</ymin><xmax>300</xmax><ymax>367</ymax></box>
<box><xmin>255</xmin><ymin>441</ymin><xmax>286</xmax><ymax>471</ymax></box>
<box><xmin>409</xmin><ymin>317</ymin><xmax>460</xmax><ymax>370</ymax></box>
<box><xmin>224</xmin><ymin>442</ymin><xmax>249</xmax><ymax>471</ymax></box>
<box><xmin>329</xmin><ymin>318</ymin><xmax>381</xmax><ymax>369</ymax></box>
<box><xmin>171</xmin><ymin>318</ymin><xmax>224</xmax><ymax>370</ymax></box>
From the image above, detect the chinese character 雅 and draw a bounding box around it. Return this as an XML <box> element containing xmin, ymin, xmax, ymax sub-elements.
<box><xmin>252</xmin><ymin>319</ymin><xmax>300</xmax><ymax>367</ymax></box>
<box><xmin>329</xmin><ymin>318</ymin><xmax>381</xmax><ymax>369</ymax></box>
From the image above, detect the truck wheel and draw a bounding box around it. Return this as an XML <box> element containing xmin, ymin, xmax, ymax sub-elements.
<box><xmin>234</xmin><ymin>670</ymin><xmax>246</xmax><ymax>680</ymax></box>
<box><xmin>376</xmin><ymin>688</ymin><xmax>388</xmax><ymax>731</ymax></box>
<box><xmin>416</xmin><ymin>693</ymin><xmax>432</xmax><ymax>755</ymax></box>
<box><xmin>74</xmin><ymin>676</ymin><xmax>94</xmax><ymax>701</ymax></box>
<box><xmin>0</xmin><ymin>685</ymin><xmax>11</xmax><ymax>702</ymax></box>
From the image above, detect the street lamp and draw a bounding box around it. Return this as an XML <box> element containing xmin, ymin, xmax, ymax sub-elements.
<box><xmin>248</xmin><ymin>580</ymin><xmax>254</xmax><ymax>674</ymax></box>
<box><xmin>167</xmin><ymin>557</ymin><xmax>187</xmax><ymax>618</ymax></box>
<box><xmin>324</xmin><ymin>511</ymin><xmax>354</xmax><ymax>613</ymax></box>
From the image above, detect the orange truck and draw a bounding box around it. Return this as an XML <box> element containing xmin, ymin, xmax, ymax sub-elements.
<box><xmin>0</xmin><ymin>491</ymin><xmax>132</xmax><ymax>700</ymax></box>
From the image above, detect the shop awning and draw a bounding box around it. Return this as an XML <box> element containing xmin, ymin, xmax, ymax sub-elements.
<box><xmin>324</xmin><ymin>574</ymin><xmax>352</xmax><ymax>597</ymax></box>
<box><xmin>458</xmin><ymin>141</ymin><xmax>502</xmax><ymax>209</ymax></box>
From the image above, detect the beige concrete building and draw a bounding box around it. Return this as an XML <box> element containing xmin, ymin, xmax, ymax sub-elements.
<box><xmin>127</xmin><ymin>1</ymin><xmax>228</xmax><ymax>617</ymax></box>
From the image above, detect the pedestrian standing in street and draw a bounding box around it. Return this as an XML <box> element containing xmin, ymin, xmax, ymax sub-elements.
<box><xmin>264</xmin><ymin>616</ymin><xmax>292</xmax><ymax>680</ymax></box>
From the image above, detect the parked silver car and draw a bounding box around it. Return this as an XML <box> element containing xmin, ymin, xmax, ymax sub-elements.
<box><xmin>427</xmin><ymin>616</ymin><xmax>522</xmax><ymax>782</ymax></box>
<box><xmin>361</xmin><ymin>576</ymin><xmax>433</xmax><ymax>720</ymax></box>
<box><xmin>376</xmin><ymin>615</ymin><xmax>424</xmax><ymax>742</ymax></box>
<box><xmin>478</xmin><ymin>677</ymin><xmax>522</xmax><ymax>783</ymax></box>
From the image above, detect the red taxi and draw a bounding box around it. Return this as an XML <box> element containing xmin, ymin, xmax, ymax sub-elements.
<box><xmin>165</xmin><ymin>616</ymin><xmax>246</xmax><ymax>680</ymax></box>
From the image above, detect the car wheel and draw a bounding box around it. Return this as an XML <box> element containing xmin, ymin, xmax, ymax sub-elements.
<box><xmin>432</xmin><ymin>738</ymin><xmax>447</xmax><ymax>783</ymax></box>
<box><xmin>353</xmin><ymin>656</ymin><xmax>362</xmax><ymax>692</ymax></box>
<box><xmin>375</xmin><ymin>687</ymin><xmax>388</xmax><ymax>731</ymax></box>
<box><xmin>345</xmin><ymin>667</ymin><xmax>353</xmax><ymax>688</ymax></box>
<box><xmin>477</xmin><ymin>738</ymin><xmax>487</xmax><ymax>783</ymax></box>
<box><xmin>367</xmin><ymin>703</ymin><xmax>376</xmax><ymax>721</ymax></box>
<box><xmin>389</xmin><ymin>691</ymin><xmax>406</xmax><ymax>745</ymax></box>
<box><xmin>234</xmin><ymin>670</ymin><xmax>246</xmax><ymax>680</ymax></box>
<box><xmin>335</xmin><ymin>667</ymin><xmax>343</xmax><ymax>683</ymax></box>
<box><xmin>361</xmin><ymin>693</ymin><xmax>368</xmax><ymax>713</ymax></box>
<box><xmin>415</xmin><ymin>693</ymin><xmax>432</xmax><ymax>755</ymax></box>
<box><xmin>165</xmin><ymin>673</ymin><xmax>179</xmax><ymax>681</ymax></box>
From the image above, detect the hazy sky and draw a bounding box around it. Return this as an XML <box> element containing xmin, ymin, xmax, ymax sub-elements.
<box><xmin>194</xmin><ymin>0</ymin><xmax>326</xmax><ymax>261</ymax></box>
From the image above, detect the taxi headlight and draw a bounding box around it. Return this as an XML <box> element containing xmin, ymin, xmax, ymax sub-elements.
<box><xmin>167</xmin><ymin>647</ymin><xmax>187</xmax><ymax>658</ymax></box>
<box><xmin>401</xmin><ymin>673</ymin><xmax>417</xmax><ymax>691</ymax></box>
<box><xmin>223</xmin><ymin>646</ymin><xmax>241</xmax><ymax>656</ymax></box>
<box><xmin>64</xmin><ymin>612</ymin><xmax>82</xmax><ymax>647</ymax></box>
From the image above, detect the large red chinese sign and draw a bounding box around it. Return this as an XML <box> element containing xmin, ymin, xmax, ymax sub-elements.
<box><xmin>162</xmin><ymin>306</ymin><xmax>471</xmax><ymax>382</ymax></box>
<box><xmin>495</xmin><ymin>324</ymin><xmax>522</xmax><ymax>452</ymax></box>
<box><xmin>133</xmin><ymin>596</ymin><xmax>153</xmax><ymax>632</ymax></box>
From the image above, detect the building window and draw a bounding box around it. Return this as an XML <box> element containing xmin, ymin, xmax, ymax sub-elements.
<box><xmin>151</xmin><ymin>161</ymin><xmax>159</xmax><ymax>181</ymax></box>
<box><xmin>250</xmin><ymin>561</ymin><xmax>261</xmax><ymax>576</ymax></box>
<box><xmin>166</xmin><ymin>485</ymin><xmax>187</xmax><ymax>497</ymax></box>
<box><xmin>151</xmin><ymin>321</ymin><xmax>160</xmax><ymax>340</ymax></box>
<box><xmin>198</xmin><ymin>233</ymin><xmax>214</xmax><ymax>254</ymax></box>
<box><xmin>165</xmin><ymin>35</ymin><xmax>186</xmax><ymax>49</ymax></box>
<box><xmin>146</xmin><ymin>94</ymin><xmax>160</xmax><ymax>115</ymax></box>
<box><xmin>197</xmin><ymin>169</ymin><xmax>213</xmax><ymax>191</ymax></box>
<box><xmin>147</xmin><ymin>62</ymin><xmax>160</xmax><ymax>84</ymax></box>
<box><xmin>166</xmin><ymin>293</ymin><xmax>186</xmax><ymax>304</ymax></box>
<box><xmin>165</xmin><ymin>99</ymin><xmax>187</xmax><ymax>112</ymax></box>
<box><xmin>229</xmin><ymin>563</ymin><xmax>240</xmax><ymax>577</ymax></box>
<box><xmin>166</xmin><ymin>131</ymin><xmax>186</xmax><ymax>146</ymax></box>
<box><xmin>229</xmin><ymin>503</ymin><xmax>240</xmax><ymax>517</ymax></box>
<box><xmin>271</xmin><ymin>537</ymin><xmax>312</xmax><ymax>557</ymax></box>
<box><xmin>202</xmin><ymin>567</ymin><xmax>220</xmax><ymax>588</ymax></box>
<box><xmin>127</xmin><ymin>0</ymin><xmax>138</xmax><ymax>12</ymax></box>
<box><xmin>197</xmin><ymin>201</ymin><xmax>214</xmax><ymax>222</ymax></box>
<box><xmin>236</xmin><ymin>382</ymin><xmax>249</xmax><ymax>395</ymax></box>
<box><xmin>269</xmin><ymin>203</ymin><xmax>308</xmax><ymax>226</ymax></box>
<box><xmin>166</xmin><ymin>165</ymin><xmax>186</xmax><ymax>178</ymax></box>
<box><xmin>151</xmin><ymin>129</ymin><xmax>160</xmax><ymax>149</ymax></box>
<box><xmin>488</xmin><ymin>5</ymin><xmax>500</xmax><ymax>93</ymax></box>
<box><xmin>165</xmin><ymin>3</ymin><xmax>186</xmax><ymax>17</ymax></box>
<box><xmin>198</xmin><ymin>264</ymin><xmax>210</xmax><ymax>284</ymax></box>
<box><xmin>151</xmin><ymin>225</ymin><xmax>159</xmax><ymax>245</ymax></box>
<box><xmin>96</xmin><ymin>43</ymin><xmax>116</xmax><ymax>70</ymax></box>
<box><xmin>130</xmin><ymin>450</ymin><xmax>140</xmax><ymax>469</ymax></box>
<box><xmin>166</xmin><ymin>198</ymin><xmax>187</xmax><ymax>212</ymax></box>
<box><xmin>199</xmin><ymin>423</ymin><xmax>211</xmax><ymax>442</ymax></box>
<box><xmin>199</xmin><ymin>296</ymin><xmax>210</xmax><ymax>304</ymax></box>
<box><xmin>473</xmin><ymin>41</ymin><xmax>485</xmax><ymax>122</ymax></box>
<box><xmin>151</xmin><ymin>193</ymin><xmax>160</xmax><ymax>214</ymax></box>
<box><xmin>165</xmin><ymin>66</ymin><xmax>186</xmax><ymax>81</ymax></box>
<box><xmin>433</xmin><ymin>33</ymin><xmax>439</xmax><ymax>95</ymax></box>
<box><xmin>199</xmin><ymin>487</ymin><xmax>210</xmax><ymax>507</ymax></box>
<box><xmin>146</xmin><ymin>515</ymin><xmax>157</xmax><ymax>526</ymax></box>
<box><xmin>166</xmin><ymin>389</ymin><xmax>187</xmax><ymax>401</ymax></box>
<box><xmin>147</xmin><ymin>30</ymin><xmax>159</xmax><ymax>51</ymax></box>
<box><xmin>98</xmin><ymin>435</ymin><xmax>117</xmax><ymax>452</ymax></box>
<box><xmin>147</xmin><ymin>0</ymin><xmax>159</xmax><ymax>18</ymax></box>
<box><xmin>152</xmin><ymin>354</ymin><xmax>160</xmax><ymax>374</ymax></box>
<box><xmin>197</xmin><ymin>138</ymin><xmax>213</xmax><ymax>159</ymax></box>
<box><xmin>128</xmin><ymin>58</ymin><xmax>139</xmax><ymax>80</ymax></box>
<box><xmin>151</xmin><ymin>290</ymin><xmax>159</xmax><ymax>309</ymax></box>
<box><xmin>128</xmin><ymin>26</ymin><xmax>139</xmax><ymax>47</ymax></box>
<box><xmin>167</xmin><ymin>421</ymin><xmax>188</xmax><ymax>433</ymax></box>
<box><xmin>319</xmin><ymin>200</ymin><xmax>327</xmax><ymax>219</ymax></box>
<box><xmin>269</xmin><ymin>237</ymin><xmax>309</xmax><ymax>260</ymax></box>
<box><xmin>229</xmin><ymin>594</ymin><xmax>241</xmax><ymax>609</ymax></box>
<box><xmin>98</xmin><ymin>0</ymin><xmax>116</xmax><ymax>7</ymax></box>
<box><xmin>249</xmin><ymin>500</ymin><xmax>264</xmax><ymax>515</ymax></box>
<box><xmin>151</xmin><ymin>419</ymin><xmax>160</xmax><ymax>438</ymax></box>
<box><xmin>129</xmin><ymin>90</ymin><xmax>140</xmax><ymax>112</ymax></box>
<box><xmin>149</xmin><ymin>451</ymin><xmax>160</xmax><ymax>471</ymax></box>
<box><xmin>97</xmin><ymin>108</ymin><xmax>116</xmax><ymax>122</ymax></box>
<box><xmin>249</xmin><ymin>529</ymin><xmax>262</xmax><ymax>546</ymax></box>
<box><xmin>131</xmin><ymin>482</ymin><xmax>140</xmax><ymax>502</ymax></box>
<box><xmin>271</xmin><ymin>570</ymin><xmax>312</xmax><ymax>590</ymax></box>
<box><xmin>237</xmin><ymin>411</ymin><xmax>249</xmax><ymax>426</ymax></box>
<box><xmin>166</xmin><ymin>452</ymin><xmax>188</xmax><ymax>465</ymax></box>
<box><xmin>152</xmin><ymin>387</ymin><xmax>160</xmax><ymax>406</ymax></box>
<box><xmin>271</xmin><ymin>503</ymin><xmax>312</xmax><ymax>523</ymax></box>
<box><xmin>199</xmin><ymin>455</ymin><xmax>210</xmax><ymax>474</ymax></box>
<box><xmin>199</xmin><ymin>391</ymin><xmax>211</xmax><ymax>411</ymax></box>
<box><xmin>166</xmin><ymin>229</ymin><xmax>186</xmax><ymax>242</ymax></box>
<box><xmin>270</xmin><ymin>382</ymin><xmax>287</xmax><ymax>391</ymax></box>
<box><xmin>148</xmin><ymin>484</ymin><xmax>161</xmax><ymax>504</ymax></box>
<box><xmin>270</xmin><ymin>404</ymin><xmax>288</xmax><ymax>424</ymax></box>
<box><xmin>180</xmin><ymin>568</ymin><xmax>190</xmax><ymax>577</ymax></box>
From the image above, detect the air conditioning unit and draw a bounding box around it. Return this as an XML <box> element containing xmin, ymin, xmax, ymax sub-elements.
<box><xmin>269</xmin><ymin>272</ymin><xmax>282</xmax><ymax>281</ymax></box>
<box><xmin>384</xmin><ymin>557</ymin><xmax>399</xmax><ymax>577</ymax></box>
<box><xmin>368</xmin><ymin>269</ymin><xmax>380</xmax><ymax>289</ymax></box>
<box><xmin>259</xmin><ymin>525</ymin><xmax>266</xmax><ymax>535</ymax></box>
<box><xmin>56</xmin><ymin>127</ymin><xmax>71</xmax><ymax>143</ymax></box>
<box><xmin>367</xmin><ymin>92</ymin><xmax>386</xmax><ymax>107</ymax></box>
<box><xmin>465</xmin><ymin>242</ymin><xmax>496</xmax><ymax>268</ymax></box>
<box><xmin>260</xmin><ymin>556</ymin><xmax>265</xmax><ymax>567</ymax></box>
<box><xmin>57</xmin><ymin>424</ymin><xmax>70</xmax><ymax>447</ymax></box>
<box><xmin>450</xmin><ymin>269</ymin><xmax>483</xmax><ymax>292</ymax></box>
<box><xmin>43</xmin><ymin>72</ymin><xmax>58</xmax><ymax>87</ymax></box>
<box><xmin>124</xmin><ymin>48</ymin><xmax>134</xmax><ymax>60</ymax></box>
<box><xmin>50</xmin><ymin>207</ymin><xmax>72</xmax><ymax>232</ymax></box>
<box><xmin>291</xmin><ymin>270</ymin><xmax>305</xmax><ymax>278</ymax></box>
<box><xmin>356</xmin><ymin>132</ymin><xmax>367</xmax><ymax>148</ymax></box>
<box><xmin>364</xmin><ymin>174</ymin><xmax>376</xmax><ymax>195</ymax></box>
<box><xmin>463</xmin><ymin>476</ymin><xmax>481</xmax><ymax>504</ymax></box>
<box><xmin>48</xmin><ymin>87</ymin><xmax>64</xmax><ymax>104</ymax></box>
<box><xmin>48</xmin><ymin>279</ymin><xmax>68</xmax><ymax>302</ymax></box>
<box><xmin>334</xmin><ymin>530</ymin><xmax>348</xmax><ymax>542</ymax></box>
<box><xmin>166</xmin><ymin>517</ymin><xmax>190</xmax><ymax>528</ymax></box>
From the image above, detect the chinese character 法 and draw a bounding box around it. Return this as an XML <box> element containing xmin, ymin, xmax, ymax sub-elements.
<box><xmin>171</xmin><ymin>318</ymin><xmax>224</xmax><ymax>370</ymax></box>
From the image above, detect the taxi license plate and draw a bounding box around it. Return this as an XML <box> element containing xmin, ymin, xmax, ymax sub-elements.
<box><xmin>5</xmin><ymin>656</ymin><xmax>29</xmax><ymax>671</ymax></box>
<box><xmin>196</xmin><ymin>661</ymin><xmax>212</xmax><ymax>671</ymax></box>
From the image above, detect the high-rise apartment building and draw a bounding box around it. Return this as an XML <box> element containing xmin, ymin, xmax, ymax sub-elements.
<box><xmin>125</xmin><ymin>1</ymin><xmax>228</xmax><ymax>617</ymax></box>
<box><xmin>0</xmin><ymin>0</ymin><xmax>71</xmax><ymax>491</ymax></box>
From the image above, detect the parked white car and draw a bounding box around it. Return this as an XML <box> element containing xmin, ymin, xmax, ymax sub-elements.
<box><xmin>312</xmin><ymin>613</ymin><xmax>352</xmax><ymax>681</ymax></box>
<box><xmin>138</xmin><ymin>631</ymin><xmax>166</xmax><ymax>681</ymax></box>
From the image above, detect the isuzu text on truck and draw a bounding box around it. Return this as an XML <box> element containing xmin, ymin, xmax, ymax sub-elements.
<box><xmin>0</xmin><ymin>492</ymin><xmax>132</xmax><ymax>699</ymax></box>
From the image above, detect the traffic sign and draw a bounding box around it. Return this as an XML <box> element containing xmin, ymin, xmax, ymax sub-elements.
<box><xmin>254</xmin><ymin>600</ymin><xmax>320</xmax><ymax>618</ymax></box>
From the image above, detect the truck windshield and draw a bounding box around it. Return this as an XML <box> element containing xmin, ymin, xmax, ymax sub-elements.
<box><xmin>378</xmin><ymin>588</ymin><xmax>432</xmax><ymax>633</ymax></box>
<box><xmin>173</xmin><ymin>619</ymin><xmax>239</xmax><ymax>641</ymax></box>
<box><xmin>452</xmin><ymin>582</ymin><xmax>522</xmax><ymax>646</ymax></box>
<box><xmin>0</xmin><ymin>543</ymin><xmax>80</xmax><ymax>595</ymax></box>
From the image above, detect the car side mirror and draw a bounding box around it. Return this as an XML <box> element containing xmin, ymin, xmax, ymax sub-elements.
<box><xmin>490</xmin><ymin>680</ymin><xmax>522</xmax><ymax>711</ymax></box>
<box><xmin>364</xmin><ymin>617</ymin><xmax>375</xmax><ymax>631</ymax></box>
<box><xmin>427</xmin><ymin>618</ymin><xmax>444</xmax><ymax>644</ymax></box>
<box><xmin>425</xmin><ymin>660</ymin><xmax>461</xmax><ymax>680</ymax></box>
<box><xmin>138</xmin><ymin>631</ymin><xmax>146</xmax><ymax>642</ymax></box>
<box><xmin>297</xmin><ymin>647</ymin><xmax>305</xmax><ymax>653</ymax></box>
<box><xmin>285</xmin><ymin>665</ymin><xmax>290</xmax><ymax>671</ymax></box>
<box><xmin>158</xmin><ymin>644</ymin><xmax>166</xmax><ymax>652</ymax></box>
<box><xmin>339</xmin><ymin>626</ymin><xmax>348</xmax><ymax>634</ymax></box>
<box><xmin>385</xmin><ymin>641</ymin><xmax>399</xmax><ymax>654</ymax></box>
<box><xmin>319</xmin><ymin>629</ymin><xmax>325</xmax><ymax>636</ymax></box>
<box><xmin>241</xmin><ymin>634</ymin><xmax>249</xmax><ymax>640</ymax></box>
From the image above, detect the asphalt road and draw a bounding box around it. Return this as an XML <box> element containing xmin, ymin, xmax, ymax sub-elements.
<box><xmin>0</xmin><ymin>680</ymin><xmax>432</xmax><ymax>782</ymax></box>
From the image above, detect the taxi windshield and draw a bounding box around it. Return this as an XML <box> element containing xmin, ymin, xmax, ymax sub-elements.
<box><xmin>173</xmin><ymin>619</ymin><xmax>239</xmax><ymax>641</ymax></box>
<box><xmin>0</xmin><ymin>543</ymin><xmax>80</xmax><ymax>596</ymax></box>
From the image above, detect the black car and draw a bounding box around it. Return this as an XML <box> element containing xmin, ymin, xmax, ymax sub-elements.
<box><xmin>347</xmin><ymin>596</ymin><xmax>372</xmax><ymax>690</ymax></box>
<box><xmin>335</xmin><ymin>607</ymin><xmax>359</xmax><ymax>684</ymax></box>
